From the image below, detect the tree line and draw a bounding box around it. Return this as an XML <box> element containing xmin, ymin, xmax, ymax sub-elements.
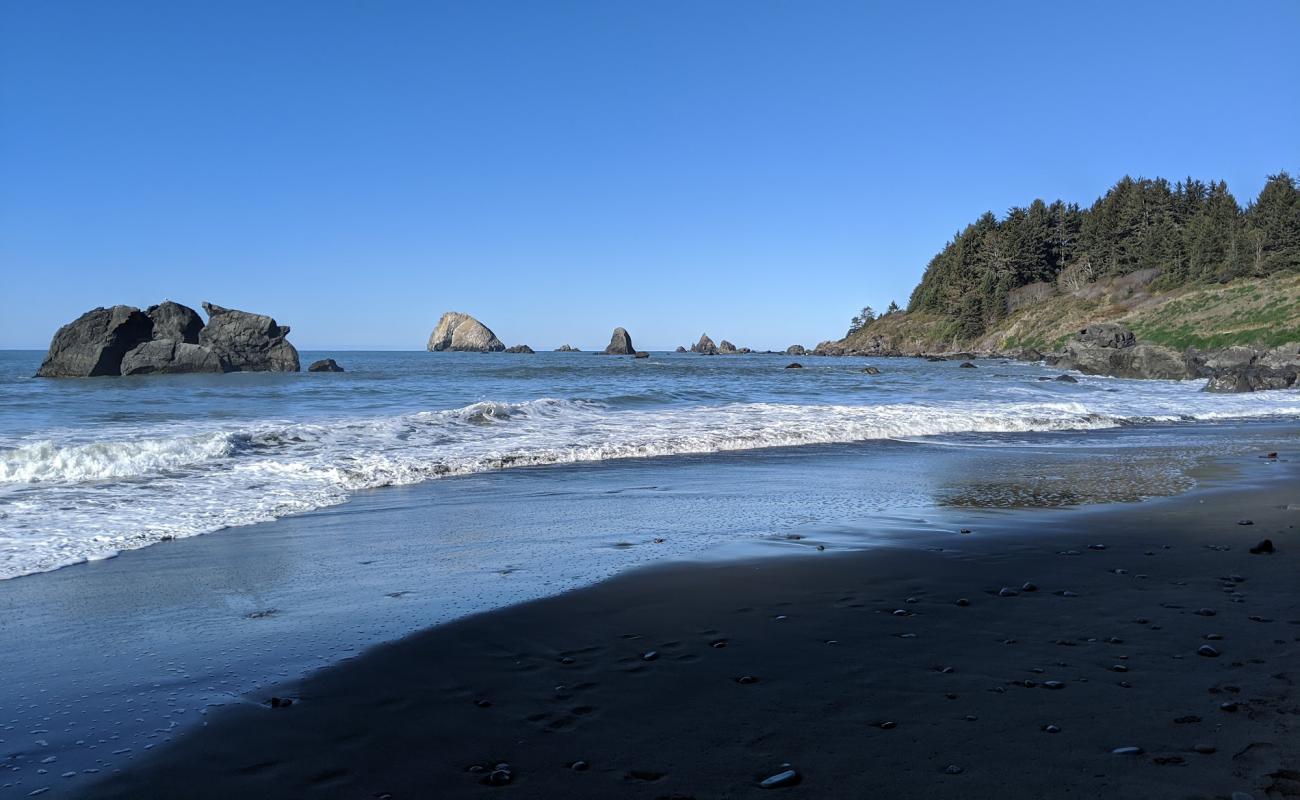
<box><xmin>900</xmin><ymin>172</ymin><xmax>1300</xmax><ymax>340</ymax></box>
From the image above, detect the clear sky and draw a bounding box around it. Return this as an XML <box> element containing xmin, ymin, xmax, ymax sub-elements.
<box><xmin>2</xmin><ymin>1</ymin><xmax>1297</xmax><ymax>351</ymax></box>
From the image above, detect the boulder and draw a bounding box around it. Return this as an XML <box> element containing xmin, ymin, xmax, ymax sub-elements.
<box><xmin>1205</xmin><ymin>366</ymin><xmax>1298</xmax><ymax>393</ymax></box>
<box><xmin>146</xmin><ymin>301</ymin><xmax>204</xmax><ymax>344</ymax></box>
<box><xmin>121</xmin><ymin>340</ymin><xmax>224</xmax><ymax>375</ymax></box>
<box><xmin>36</xmin><ymin>306</ymin><xmax>154</xmax><ymax>377</ymax></box>
<box><xmin>862</xmin><ymin>366</ymin><xmax>881</xmax><ymax>375</ymax></box>
<box><xmin>785</xmin><ymin>362</ymin><xmax>803</xmax><ymax>369</ymax></box>
<box><xmin>1259</xmin><ymin>342</ymin><xmax>1300</xmax><ymax>370</ymax></box>
<box><xmin>555</xmin><ymin>344</ymin><xmax>580</xmax><ymax>352</ymax></box>
<box><xmin>504</xmin><ymin>344</ymin><xmax>535</xmax><ymax>354</ymax></box>
<box><xmin>1054</xmin><ymin>374</ymin><xmax>1079</xmax><ymax>383</ymax></box>
<box><xmin>786</xmin><ymin>345</ymin><xmax>807</xmax><ymax>356</ymax></box>
<box><xmin>603</xmin><ymin>327</ymin><xmax>635</xmax><ymax>355</ymax></box>
<box><xmin>813</xmin><ymin>340</ymin><xmax>846</xmax><ymax>356</ymax></box>
<box><xmin>308</xmin><ymin>358</ymin><xmax>345</xmax><ymax>372</ymax></box>
<box><xmin>718</xmin><ymin>339</ymin><xmax>738</xmax><ymax>354</ymax></box>
<box><xmin>692</xmin><ymin>334</ymin><xmax>718</xmax><ymax>355</ymax></box>
<box><xmin>200</xmin><ymin>302</ymin><xmax>300</xmax><ymax>372</ymax></box>
<box><xmin>426</xmin><ymin>312</ymin><xmax>506</xmax><ymax>352</ymax></box>
<box><xmin>959</xmin><ymin>362</ymin><xmax>977</xmax><ymax>369</ymax></box>
<box><xmin>1061</xmin><ymin>331</ymin><xmax>1193</xmax><ymax>380</ymax></box>
<box><xmin>675</xmin><ymin>346</ymin><xmax>687</xmax><ymax>353</ymax></box>
<box><xmin>634</xmin><ymin>351</ymin><xmax>650</xmax><ymax>359</ymax></box>
<box><xmin>1203</xmin><ymin>346</ymin><xmax>1258</xmax><ymax>371</ymax></box>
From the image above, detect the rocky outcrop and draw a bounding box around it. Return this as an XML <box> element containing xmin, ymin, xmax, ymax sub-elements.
<box><xmin>308</xmin><ymin>358</ymin><xmax>344</xmax><ymax>372</ymax></box>
<box><xmin>36</xmin><ymin>306</ymin><xmax>155</xmax><ymax>377</ymax></box>
<box><xmin>147</xmin><ymin>301</ymin><xmax>204</xmax><ymax>344</ymax></box>
<box><xmin>1058</xmin><ymin>325</ymin><xmax>1194</xmax><ymax>381</ymax></box>
<box><xmin>812</xmin><ymin>340</ymin><xmax>845</xmax><ymax>356</ymax></box>
<box><xmin>555</xmin><ymin>344</ymin><xmax>579</xmax><ymax>352</ymax></box>
<box><xmin>504</xmin><ymin>344</ymin><xmax>535</xmax><ymax>354</ymax></box>
<box><xmin>634</xmin><ymin>351</ymin><xmax>650</xmax><ymax>359</ymax></box>
<box><xmin>718</xmin><ymin>340</ymin><xmax>738</xmax><ymax>354</ymax></box>
<box><xmin>37</xmin><ymin>301</ymin><xmax>300</xmax><ymax>377</ymax></box>
<box><xmin>426</xmin><ymin>312</ymin><xmax>506</xmax><ymax>352</ymax></box>
<box><xmin>122</xmin><ymin>340</ymin><xmax>224</xmax><ymax>375</ymax></box>
<box><xmin>786</xmin><ymin>345</ymin><xmax>806</xmax><ymax>356</ymax></box>
<box><xmin>691</xmin><ymin>334</ymin><xmax>718</xmax><ymax>355</ymax></box>
<box><xmin>603</xmin><ymin>328</ymin><xmax>635</xmax><ymax>355</ymax></box>
<box><xmin>200</xmin><ymin>303</ymin><xmax>300</xmax><ymax>372</ymax></box>
<box><xmin>675</xmin><ymin>346</ymin><xmax>687</xmax><ymax>353</ymax></box>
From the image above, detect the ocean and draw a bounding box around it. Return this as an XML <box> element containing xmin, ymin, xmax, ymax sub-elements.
<box><xmin>3</xmin><ymin>348</ymin><xmax>1300</xmax><ymax>581</ymax></box>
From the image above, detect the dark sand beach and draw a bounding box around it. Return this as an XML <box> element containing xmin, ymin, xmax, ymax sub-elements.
<box><xmin>86</xmin><ymin>453</ymin><xmax>1299</xmax><ymax>800</ymax></box>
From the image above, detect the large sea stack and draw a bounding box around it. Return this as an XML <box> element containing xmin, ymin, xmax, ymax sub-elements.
<box><xmin>36</xmin><ymin>301</ymin><xmax>299</xmax><ymax>377</ymax></box>
<box><xmin>603</xmin><ymin>327</ymin><xmax>635</xmax><ymax>355</ymax></box>
<box><xmin>427</xmin><ymin>312</ymin><xmax>506</xmax><ymax>352</ymax></box>
<box><xmin>691</xmin><ymin>334</ymin><xmax>718</xmax><ymax>355</ymax></box>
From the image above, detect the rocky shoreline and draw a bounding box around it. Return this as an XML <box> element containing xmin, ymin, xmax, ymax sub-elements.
<box><xmin>814</xmin><ymin>323</ymin><xmax>1300</xmax><ymax>394</ymax></box>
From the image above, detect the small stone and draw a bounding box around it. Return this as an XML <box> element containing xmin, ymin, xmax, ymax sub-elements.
<box><xmin>944</xmin><ymin>764</ymin><xmax>963</xmax><ymax>774</ymax></box>
<box><xmin>956</xmin><ymin>598</ymin><xmax>970</xmax><ymax>607</ymax></box>
<box><xmin>641</xmin><ymin>651</ymin><xmax>659</xmax><ymax>661</ymax></box>
<box><xmin>1088</xmin><ymin>544</ymin><xmax>1106</xmax><ymax>550</ymax></box>
<box><xmin>1111</xmin><ymin>746</ymin><xmax>1143</xmax><ymax>755</ymax></box>
<box><xmin>1220</xmin><ymin>701</ymin><xmax>1238</xmax><ymax>712</ymax></box>
<box><xmin>959</xmin><ymin>528</ymin><xmax>973</xmax><ymax>534</ymax></box>
<box><xmin>1193</xmin><ymin>744</ymin><xmax>1215</xmax><ymax>754</ymax></box>
<box><xmin>759</xmin><ymin>768</ymin><xmax>800</xmax><ymax>788</ymax></box>
<box><xmin>1204</xmin><ymin>633</ymin><xmax>1223</xmax><ymax>640</ymax></box>
<box><xmin>1044</xmin><ymin>724</ymin><xmax>1061</xmax><ymax>733</ymax></box>
<box><xmin>878</xmin><ymin>721</ymin><xmax>896</xmax><ymax>729</ymax></box>
<box><xmin>1194</xmin><ymin>608</ymin><xmax>1216</xmax><ymax>616</ymax></box>
<box><xmin>1111</xmin><ymin>665</ymin><xmax>1128</xmax><ymax>672</ymax></box>
<box><xmin>893</xmin><ymin>609</ymin><xmax>909</xmax><ymax>616</ymax></box>
<box><xmin>1043</xmin><ymin>681</ymin><xmax>1064</xmax><ymax>690</ymax></box>
<box><xmin>1197</xmin><ymin>645</ymin><xmax>1220</xmax><ymax>658</ymax></box>
<box><xmin>1237</xmin><ymin>519</ymin><xmax>1254</xmax><ymax>526</ymax></box>
<box><xmin>569</xmin><ymin>761</ymin><xmax>589</xmax><ymax>771</ymax></box>
<box><xmin>1021</xmin><ymin>582</ymin><xmax>1038</xmax><ymax>592</ymax></box>
<box><xmin>998</xmin><ymin>587</ymin><xmax>1019</xmax><ymax>597</ymax></box>
<box><xmin>474</xmin><ymin>699</ymin><xmax>492</xmax><ymax>708</ymax></box>
<box><xmin>1173</xmin><ymin>715</ymin><xmax>1201</xmax><ymax>724</ymax></box>
<box><xmin>1059</xmin><ymin>590</ymin><xmax>1078</xmax><ymax>598</ymax></box>
<box><xmin>1249</xmin><ymin>539</ymin><xmax>1275</xmax><ymax>555</ymax></box>
<box><xmin>737</xmin><ymin>675</ymin><xmax>759</xmax><ymax>685</ymax></box>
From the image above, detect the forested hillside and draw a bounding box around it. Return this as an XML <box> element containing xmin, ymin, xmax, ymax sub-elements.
<box><xmin>904</xmin><ymin>173</ymin><xmax>1300</xmax><ymax>342</ymax></box>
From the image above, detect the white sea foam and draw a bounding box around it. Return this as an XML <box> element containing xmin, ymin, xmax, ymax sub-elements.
<box><xmin>2</xmin><ymin>389</ymin><xmax>1299</xmax><ymax>579</ymax></box>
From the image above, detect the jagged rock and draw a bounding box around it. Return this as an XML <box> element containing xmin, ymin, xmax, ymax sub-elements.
<box><xmin>786</xmin><ymin>345</ymin><xmax>807</xmax><ymax>355</ymax></box>
<box><xmin>122</xmin><ymin>340</ymin><xmax>224</xmax><ymax>375</ymax></box>
<box><xmin>718</xmin><ymin>339</ymin><xmax>738</xmax><ymax>354</ymax></box>
<box><xmin>146</xmin><ymin>301</ymin><xmax>204</xmax><ymax>344</ymax></box>
<box><xmin>200</xmin><ymin>302</ymin><xmax>300</xmax><ymax>372</ymax></box>
<box><xmin>1259</xmin><ymin>342</ymin><xmax>1300</xmax><ymax>369</ymax></box>
<box><xmin>603</xmin><ymin>327</ymin><xmax>635</xmax><ymax>355</ymax></box>
<box><xmin>308</xmin><ymin>358</ymin><xmax>345</xmax><ymax>372</ymax></box>
<box><xmin>675</xmin><ymin>346</ymin><xmax>687</xmax><ymax>353</ymax></box>
<box><xmin>1203</xmin><ymin>346</ymin><xmax>1258</xmax><ymax>371</ymax></box>
<box><xmin>1205</xmin><ymin>366</ymin><xmax>1298</xmax><ymax>393</ymax></box>
<box><xmin>1078</xmin><ymin>323</ymin><xmax>1136</xmax><ymax>349</ymax></box>
<box><xmin>36</xmin><ymin>306</ymin><xmax>154</xmax><ymax>377</ymax></box>
<box><xmin>426</xmin><ymin>312</ymin><xmax>506</xmax><ymax>352</ymax></box>
<box><xmin>813</xmin><ymin>341</ymin><xmax>846</xmax><ymax>356</ymax></box>
<box><xmin>691</xmin><ymin>334</ymin><xmax>718</xmax><ymax>355</ymax></box>
<box><xmin>555</xmin><ymin>344</ymin><xmax>579</xmax><ymax>352</ymax></box>
<box><xmin>504</xmin><ymin>344</ymin><xmax>535</xmax><ymax>354</ymax></box>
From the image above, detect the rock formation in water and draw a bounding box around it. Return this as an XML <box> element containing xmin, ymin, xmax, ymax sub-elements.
<box><xmin>675</xmin><ymin>346</ymin><xmax>687</xmax><ymax>353</ymax></box>
<box><xmin>691</xmin><ymin>334</ymin><xmax>718</xmax><ymax>355</ymax></box>
<box><xmin>426</xmin><ymin>312</ymin><xmax>506</xmax><ymax>352</ymax></box>
<box><xmin>36</xmin><ymin>306</ymin><xmax>155</xmax><ymax>377</ymax></box>
<box><xmin>37</xmin><ymin>301</ymin><xmax>300</xmax><ymax>377</ymax></box>
<box><xmin>200</xmin><ymin>303</ymin><xmax>300</xmax><ymax>372</ymax></box>
<box><xmin>555</xmin><ymin>344</ymin><xmax>580</xmax><ymax>352</ymax></box>
<box><xmin>786</xmin><ymin>344</ymin><xmax>806</xmax><ymax>356</ymax></box>
<box><xmin>308</xmin><ymin>358</ymin><xmax>345</xmax><ymax>372</ymax></box>
<box><xmin>504</xmin><ymin>344</ymin><xmax>535</xmax><ymax>354</ymax></box>
<box><xmin>718</xmin><ymin>340</ymin><xmax>738</xmax><ymax>354</ymax></box>
<box><xmin>603</xmin><ymin>327</ymin><xmax>635</xmax><ymax>355</ymax></box>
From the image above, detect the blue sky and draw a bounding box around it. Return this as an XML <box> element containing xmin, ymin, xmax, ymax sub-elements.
<box><xmin>2</xmin><ymin>1</ymin><xmax>1297</xmax><ymax>351</ymax></box>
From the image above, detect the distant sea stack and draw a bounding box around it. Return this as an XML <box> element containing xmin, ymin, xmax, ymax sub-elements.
<box><xmin>690</xmin><ymin>334</ymin><xmax>718</xmax><ymax>355</ymax></box>
<box><xmin>555</xmin><ymin>344</ymin><xmax>580</xmax><ymax>352</ymax></box>
<box><xmin>504</xmin><ymin>344</ymin><xmax>535</xmax><ymax>354</ymax></box>
<box><xmin>603</xmin><ymin>327</ymin><xmax>635</xmax><ymax>355</ymax></box>
<box><xmin>36</xmin><ymin>301</ymin><xmax>300</xmax><ymax>377</ymax></box>
<box><xmin>426</xmin><ymin>312</ymin><xmax>505</xmax><ymax>352</ymax></box>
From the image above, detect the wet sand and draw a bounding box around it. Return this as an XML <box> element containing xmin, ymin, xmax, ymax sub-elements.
<box><xmin>86</xmin><ymin>455</ymin><xmax>1299</xmax><ymax>799</ymax></box>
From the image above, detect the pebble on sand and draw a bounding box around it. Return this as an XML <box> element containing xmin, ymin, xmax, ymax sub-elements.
<box><xmin>998</xmin><ymin>587</ymin><xmax>1019</xmax><ymax>597</ymax></box>
<box><xmin>944</xmin><ymin>764</ymin><xmax>964</xmax><ymax>774</ymax></box>
<box><xmin>1111</xmin><ymin>746</ymin><xmax>1143</xmax><ymax>755</ymax></box>
<box><xmin>759</xmin><ymin>768</ymin><xmax>800</xmax><ymax>788</ymax></box>
<box><xmin>1043</xmin><ymin>724</ymin><xmax>1061</xmax><ymax>733</ymax></box>
<box><xmin>1249</xmin><ymin>538</ymin><xmax>1275</xmax><ymax>554</ymax></box>
<box><xmin>1197</xmin><ymin>645</ymin><xmax>1220</xmax><ymax>657</ymax></box>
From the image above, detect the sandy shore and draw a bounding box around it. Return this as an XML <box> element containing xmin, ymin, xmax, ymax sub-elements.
<box><xmin>86</xmin><ymin>454</ymin><xmax>1299</xmax><ymax>799</ymax></box>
